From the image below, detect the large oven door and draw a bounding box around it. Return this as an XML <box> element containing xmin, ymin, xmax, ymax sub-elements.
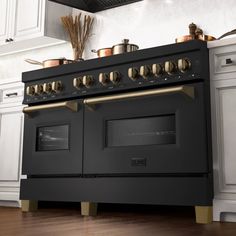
<box><xmin>22</xmin><ymin>100</ymin><xmax>83</xmax><ymax>175</ymax></box>
<box><xmin>83</xmin><ymin>83</ymin><xmax>210</xmax><ymax>175</ymax></box>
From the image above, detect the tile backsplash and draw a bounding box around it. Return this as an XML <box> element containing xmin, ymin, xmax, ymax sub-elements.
<box><xmin>1</xmin><ymin>0</ymin><xmax>236</xmax><ymax>82</ymax></box>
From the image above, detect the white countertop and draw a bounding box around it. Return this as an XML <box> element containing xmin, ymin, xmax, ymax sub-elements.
<box><xmin>208</xmin><ymin>36</ymin><xmax>236</xmax><ymax>48</ymax></box>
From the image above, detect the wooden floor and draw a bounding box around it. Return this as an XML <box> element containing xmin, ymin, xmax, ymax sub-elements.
<box><xmin>0</xmin><ymin>203</ymin><xmax>236</xmax><ymax>236</ymax></box>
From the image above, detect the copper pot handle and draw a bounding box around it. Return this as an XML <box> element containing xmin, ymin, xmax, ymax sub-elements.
<box><xmin>218</xmin><ymin>29</ymin><xmax>236</xmax><ymax>40</ymax></box>
<box><xmin>25</xmin><ymin>59</ymin><xmax>43</xmax><ymax>66</ymax></box>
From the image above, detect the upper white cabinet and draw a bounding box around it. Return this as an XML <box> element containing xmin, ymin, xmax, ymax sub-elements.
<box><xmin>0</xmin><ymin>0</ymin><xmax>72</xmax><ymax>56</ymax></box>
<box><xmin>208</xmin><ymin>39</ymin><xmax>236</xmax><ymax>222</ymax></box>
<box><xmin>0</xmin><ymin>0</ymin><xmax>10</xmax><ymax>45</ymax></box>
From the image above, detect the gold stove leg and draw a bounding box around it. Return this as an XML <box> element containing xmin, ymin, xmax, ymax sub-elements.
<box><xmin>21</xmin><ymin>200</ymin><xmax>38</xmax><ymax>212</ymax></box>
<box><xmin>81</xmin><ymin>202</ymin><xmax>98</xmax><ymax>216</ymax></box>
<box><xmin>195</xmin><ymin>206</ymin><xmax>213</xmax><ymax>224</ymax></box>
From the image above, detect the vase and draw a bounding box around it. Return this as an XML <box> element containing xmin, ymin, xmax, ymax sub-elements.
<box><xmin>73</xmin><ymin>48</ymin><xmax>83</xmax><ymax>61</ymax></box>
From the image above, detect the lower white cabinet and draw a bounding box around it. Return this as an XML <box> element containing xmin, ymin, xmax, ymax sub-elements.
<box><xmin>209</xmin><ymin>40</ymin><xmax>236</xmax><ymax>222</ymax></box>
<box><xmin>0</xmin><ymin>80</ymin><xmax>24</xmax><ymax>207</ymax></box>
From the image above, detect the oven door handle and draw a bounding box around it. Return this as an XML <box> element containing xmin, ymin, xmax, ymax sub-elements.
<box><xmin>84</xmin><ymin>85</ymin><xmax>194</xmax><ymax>107</ymax></box>
<box><xmin>23</xmin><ymin>100</ymin><xmax>78</xmax><ymax>114</ymax></box>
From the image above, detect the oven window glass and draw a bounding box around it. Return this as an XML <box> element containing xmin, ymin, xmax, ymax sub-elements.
<box><xmin>106</xmin><ymin>115</ymin><xmax>176</xmax><ymax>147</ymax></box>
<box><xmin>36</xmin><ymin>125</ymin><xmax>69</xmax><ymax>151</ymax></box>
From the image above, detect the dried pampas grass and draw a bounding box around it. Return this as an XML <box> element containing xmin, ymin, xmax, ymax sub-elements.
<box><xmin>61</xmin><ymin>13</ymin><xmax>94</xmax><ymax>60</ymax></box>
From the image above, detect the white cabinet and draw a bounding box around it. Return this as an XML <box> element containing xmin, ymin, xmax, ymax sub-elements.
<box><xmin>0</xmin><ymin>80</ymin><xmax>24</xmax><ymax>207</ymax></box>
<box><xmin>0</xmin><ymin>0</ymin><xmax>72</xmax><ymax>56</ymax></box>
<box><xmin>209</xmin><ymin>40</ymin><xmax>236</xmax><ymax>222</ymax></box>
<box><xmin>0</xmin><ymin>0</ymin><xmax>11</xmax><ymax>45</ymax></box>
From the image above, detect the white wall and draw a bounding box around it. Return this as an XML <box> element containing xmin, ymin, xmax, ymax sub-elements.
<box><xmin>1</xmin><ymin>0</ymin><xmax>236</xmax><ymax>81</ymax></box>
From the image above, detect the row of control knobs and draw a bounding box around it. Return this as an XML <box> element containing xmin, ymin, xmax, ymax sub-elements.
<box><xmin>73</xmin><ymin>72</ymin><xmax>121</xmax><ymax>89</ymax></box>
<box><xmin>130</xmin><ymin>58</ymin><xmax>191</xmax><ymax>81</ymax></box>
<box><xmin>26</xmin><ymin>81</ymin><xmax>62</xmax><ymax>96</ymax></box>
<box><xmin>73</xmin><ymin>58</ymin><xmax>191</xmax><ymax>88</ymax></box>
<box><xmin>26</xmin><ymin>58</ymin><xmax>191</xmax><ymax>96</ymax></box>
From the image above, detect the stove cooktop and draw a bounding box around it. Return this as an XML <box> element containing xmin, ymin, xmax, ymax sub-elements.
<box><xmin>22</xmin><ymin>40</ymin><xmax>209</xmax><ymax>105</ymax></box>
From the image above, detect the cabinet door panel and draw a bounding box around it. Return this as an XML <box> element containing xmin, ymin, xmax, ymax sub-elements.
<box><xmin>13</xmin><ymin>0</ymin><xmax>44</xmax><ymax>41</ymax></box>
<box><xmin>0</xmin><ymin>0</ymin><xmax>10</xmax><ymax>44</ymax></box>
<box><xmin>220</xmin><ymin>87</ymin><xmax>236</xmax><ymax>184</ymax></box>
<box><xmin>0</xmin><ymin>109</ymin><xmax>23</xmax><ymax>181</ymax></box>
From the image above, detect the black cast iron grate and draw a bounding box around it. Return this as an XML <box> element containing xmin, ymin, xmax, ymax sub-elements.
<box><xmin>49</xmin><ymin>0</ymin><xmax>142</xmax><ymax>12</ymax></box>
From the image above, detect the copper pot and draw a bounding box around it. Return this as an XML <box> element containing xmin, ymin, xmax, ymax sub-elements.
<box><xmin>112</xmin><ymin>39</ymin><xmax>139</xmax><ymax>55</ymax></box>
<box><xmin>91</xmin><ymin>48</ymin><xmax>112</xmax><ymax>57</ymax></box>
<box><xmin>175</xmin><ymin>34</ymin><xmax>216</xmax><ymax>43</ymax></box>
<box><xmin>25</xmin><ymin>58</ymin><xmax>75</xmax><ymax>68</ymax></box>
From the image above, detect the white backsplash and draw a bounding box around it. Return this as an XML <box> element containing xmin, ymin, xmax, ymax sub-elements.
<box><xmin>1</xmin><ymin>0</ymin><xmax>236</xmax><ymax>81</ymax></box>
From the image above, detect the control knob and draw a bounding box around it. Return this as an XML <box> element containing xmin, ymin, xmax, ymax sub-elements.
<box><xmin>164</xmin><ymin>61</ymin><xmax>176</xmax><ymax>75</ymax></box>
<box><xmin>128</xmin><ymin>67</ymin><xmax>139</xmax><ymax>81</ymax></box>
<box><xmin>82</xmin><ymin>75</ymin><xmax>94</xmax><ymax>88</ymax></box>
<box><xmin>34</xmin><ymin>84</ymin><xmax>43</xmax><ymax>95</ymax></box>
<box><xmin>110</xmin><ymin>71</ymin><xmax>121</xmax><ymax>84</ymax></box>
<box><xmin>73</xmin><ymin>77</ymin><xmax>83</xmax><ymax>89</ymax></box>
<box><xmin>152</xmin><ymin>63</ymin><xmax>163</xmax><ymax>77</ymax></box>
<box><xmin>52</xmin><ymin>81</ymin><xmax>62</xmax><ymax>93</ymax></box>
<box><xmin>178</xmin><ymin>58</ymin><xmax>191</xmax><ymax>73</ymax></box>
<box><xmin>26</xmin><ymin>85</ymin><xmax>35</xmax><ymax>96</ymax></box>
<box><xmin>43</xmin><ymin>83</ymin><xmax>52</xmax><ymax>94</ymax></box>
<box><xmin>140</xmin><ymin>65</ymin><xmax>151</xmax><ymax>79</ymax></box>
<box><xmin>99</xmin><ymin>73</ymin><xmax>110</xmax><ymax>86</ymax></box>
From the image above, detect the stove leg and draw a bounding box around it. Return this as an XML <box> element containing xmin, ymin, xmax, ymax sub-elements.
<box><xmin>195</xmin><ymin>206</ymin><xmax>213</xmax><ymax>224</ymax></box>
<box><xmin>81</xmin><ymin>202</ymin><xmax>98</xmax><ymax>216</ymax></box>
<box><xmin>21</xmin><ymin>200</ymin><xmax>38</xmax><ymax>212</ymax></box>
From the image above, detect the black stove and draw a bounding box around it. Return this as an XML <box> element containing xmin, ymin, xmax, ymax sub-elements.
<box><xmin>20</xmin><ymin>40</ymin><xmax>213</xmax><ymax>221</ymax></box>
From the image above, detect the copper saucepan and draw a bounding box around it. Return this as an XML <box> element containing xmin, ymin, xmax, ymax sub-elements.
<box><xmin>175</xmin><ymin>34</ymin><xmax>216</xmax><ymax>43</ymax></box>
<box><xmin>91</xmin><ymin>48</ymin><xmax>113</xmax><ymax>58</ymax></box>
<box><xmin>176</xmin><ymin>23</ymin><xmax>236</xmax><ymax>43</ymax></box>
<box><xmin>25</xmin><ymin>58</ymin><xmax>75</xmax><ymax>68</ymax></box>
<box><xmin>112</xmin><ymin>39</ymin><xmax>139</xmax><ymax>55</ymax></box>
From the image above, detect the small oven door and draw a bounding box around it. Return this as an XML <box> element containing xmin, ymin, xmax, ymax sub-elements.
<box><xmin>83</xmin><ymin>83</ymin><xmax>210</xmax><ymax>175</ymax></box>
<box><xmin>22</xmin><ymin>99</ymin><xmax>83</xmax><ymax>175</ymax></box>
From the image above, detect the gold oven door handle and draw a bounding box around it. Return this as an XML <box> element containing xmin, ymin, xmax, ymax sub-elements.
<box><xmin>23</xmin><ymin>100</ymin><xmax>78</xmax><ymax>114</ymax></box>
<box><xmin>84</xmin><ymin>85</ymin><xmax>194</xmax><ymax>106</ymax></box>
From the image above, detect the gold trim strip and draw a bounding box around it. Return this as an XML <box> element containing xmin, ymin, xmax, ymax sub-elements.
<box><xmin>84</xmin><ymin>85</ymin><xmax>194</xmax><ymax>105</ymax></box>
<box><xmin>23</xmin><ymin>100</ymin><xmax>78</xmax><ymax>113</ymax></box>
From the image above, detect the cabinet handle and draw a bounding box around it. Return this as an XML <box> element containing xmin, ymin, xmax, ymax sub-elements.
<box><xmin>9</xmin><ymin>38</ymin><xmax>14</xmax><ymax>42</ymax></box>
<box><xmin>5</xmin><ymin>92</ymin><xmax>18</xmax><ymax>97</ymax></box>
<box><xmin>5</xmin><ymin>39</ymin><xmax>10</xmax><ymax>43</ymax></box>
<box><xmin>84</xmin><ymin>85</ymin><xmax>195</xmax><ymax>107</ymax></box>
<box><xmin>226</xmin><ymin>58</ymin><xmax>233</xmax><ymax>64</ymax></box>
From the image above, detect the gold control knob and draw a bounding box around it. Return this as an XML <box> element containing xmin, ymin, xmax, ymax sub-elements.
<box><xmin>82</xmin><ymin>75</ymin><xmax>94</xmax><ymax>88</ymax></box>
<box><xmin>178</xmin><ymin>58</ymin><xmax>191</xmax><ymax>73</ymax></box>
<box><xmin>73</xmin><ymin>77</ymin><xmax>83</xmax><ymax>89</ymax></box>
<box><xmin>140</xmin><ymin>65</ymin><xmax>151</xmax><ymax>79</ymax></box>
<box><xmin>52</xmin><ymin>81</ymin><xmax>62</xmax><ymax>93</ymax></box>
<box><xmin>128</xmin><ymin>67</ymin><xmax>139</xmax><ymax>81</ymax></box>
<box><xmin>26</xmin><ymin>85</ymin><xmax>35</xmax><ymax>96</ymax></box>
<box><xmin>164</xmin><ymin>61</ymin><xmax>176</xmax><ymax>75</ymax></box>
<box><xmin>152</xmin><ymin>64</ymin><xmax>163</xmax><ymax>77</ymax></box>
<box><xmin>43</xmin><ymin>83</ymin><xmax>52</xmax><ymax>94</ymax></box>
<box><xmin>34</xmin><ymin>84</ymin><xmax>43</xmax><ymax>95</ymax></box>
<box><xmin>99</xmin><ymin>73</ymin><xmax>110</xmax><ymax>86</ymax></box>
<box><xmin>110</xmin><ymin>71</ymin><xmax>121</xmax><ymax>84</ymax></box>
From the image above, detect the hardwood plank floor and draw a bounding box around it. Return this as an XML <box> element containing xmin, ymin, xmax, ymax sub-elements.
<box><xmin>0</xmin><ymin>203</ymin><xmax>236</xmax><ymax>236</ymax></box>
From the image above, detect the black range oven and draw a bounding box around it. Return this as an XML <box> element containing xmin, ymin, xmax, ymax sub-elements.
<box><xmin>20</xmin><ymin>40</ymin><xmax>213</xmax><ymax>211</ymax></box>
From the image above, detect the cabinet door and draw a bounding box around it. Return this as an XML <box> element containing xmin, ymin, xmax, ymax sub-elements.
<box><xmin>0</xmin><ymin>107</ymin><xmax>23</xmax><ymax>181</ymax></box>
<box><xmin>11</xmin><ymin>0</ymin><xmax>45</xmax><ymax>42</ymax></box>
<box><xmin>211</xmin><ymin>79</ymin><xmax>236</xmax><ymax>197</ymax></box>
<box><xmin>0</xmin><ymin>0</ymin><xmax>11</xmax><ymax>45</ymax></box>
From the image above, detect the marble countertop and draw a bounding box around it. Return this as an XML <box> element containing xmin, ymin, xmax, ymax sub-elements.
<box><xmin>208</xmin><ymin>36</ymin><xmax>236</xmax><ymax>48</ymax></box>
